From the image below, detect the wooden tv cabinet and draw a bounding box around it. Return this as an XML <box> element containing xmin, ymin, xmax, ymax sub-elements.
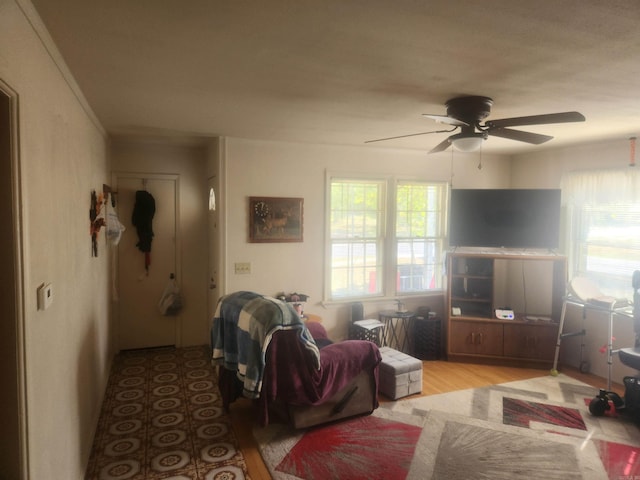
<box><xmin>446</xmin><ymin>249</ymin><xmax>567</xmax><ymax>367</ymax></box>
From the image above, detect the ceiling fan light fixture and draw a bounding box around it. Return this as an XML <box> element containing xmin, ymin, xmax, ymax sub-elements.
<box><xmin>449</xmin><ymin>132</ymin><xmax>487</xmax><ymax>152</ymax></box>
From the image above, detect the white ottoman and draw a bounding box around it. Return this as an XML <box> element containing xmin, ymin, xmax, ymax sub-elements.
<box><xmin>378</xmin><ymin>347</ymin><xmax>423</xmax><ymax>400</ymax></box>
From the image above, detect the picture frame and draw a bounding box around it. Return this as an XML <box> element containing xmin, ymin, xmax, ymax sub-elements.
<box><xmin>249</xmin><ymin>196</ymin><xmax>304</xmax><ymax>243</ymax></box>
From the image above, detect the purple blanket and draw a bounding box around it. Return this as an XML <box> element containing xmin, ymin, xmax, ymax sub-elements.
<box><xmin>257</xmin><ymin>326</ymin><xmax>381</xmax><ymax>425</ymax></box>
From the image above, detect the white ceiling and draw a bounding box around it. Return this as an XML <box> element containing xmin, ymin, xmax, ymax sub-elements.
<box><xmin>30</xmin><ymin>0</ymin><xmax>640</xmax><ymax>155</ymax></box>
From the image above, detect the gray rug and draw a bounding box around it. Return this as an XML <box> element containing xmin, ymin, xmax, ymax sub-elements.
<box><xmin>254</xmin><ymin>374</ymin><xmax>640</xmax><ymax>479</ymax></box>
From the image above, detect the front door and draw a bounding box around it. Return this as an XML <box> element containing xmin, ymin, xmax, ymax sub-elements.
<box><xmin>114</xmin><ymin>174</ymin><xmax>179</xmax><ymax>350</ymax></box>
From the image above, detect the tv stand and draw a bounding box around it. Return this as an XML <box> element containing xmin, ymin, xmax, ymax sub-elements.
<box><xmin>446</xmin><ymin>249</ymin><xmax>567</xmax><ymax>367</ymax></box>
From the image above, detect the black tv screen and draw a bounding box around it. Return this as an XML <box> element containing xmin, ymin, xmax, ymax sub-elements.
<box><xmin>449</xmin><ymin>189</ymin><xmax>561</xmax><ymax>249</ymax></box>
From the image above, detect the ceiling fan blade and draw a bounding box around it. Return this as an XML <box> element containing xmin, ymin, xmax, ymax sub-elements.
<box><xmin>422</xmin><ymin>114</ymin><xmax>469</xmax><ymax>127</ymax></box>
<box><xmin>428</xmin><ymin>137</ymin><xmax>452</xmax><ymax>154</ymax></box>
<box><xmin>365</xmin><ymin>128</ymin><xmax>456</xmax><ymax>144</ymax></box>
<box><xmin>487</xmin><ymin>127</ymin><xmax>553</xmax><ymax>145</ymax></box>
<box><xmin>486</xmin><ymin>111</ymin><xmax>585</xmax><ymax>129</ymax></box>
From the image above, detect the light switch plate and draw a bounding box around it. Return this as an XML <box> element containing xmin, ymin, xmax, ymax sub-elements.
<box><xmin>234</xmin><ymin>262</ymin><xmax>251</xmax><ymax>274</ymax></box>
<box><xmin>37</xmin><ymin>283</ymin><xmax>53</xmax><ymax>310</ymax></box>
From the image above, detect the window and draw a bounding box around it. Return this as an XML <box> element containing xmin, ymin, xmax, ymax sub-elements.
<box><xmin>571</xmin><ymin>204</ymin><xmax>640</xmax><ymax>298</ymax></box>
<box><xmin>395</xmin><ymin>182</ymin><xmax>447</xmax><ymax>293</ymax></box>
<box><xmin>562</xmin><ymin>169</ymin><xmax>640</xmax><ymax>299</ymax></box>
<box><xmin>327</xmin><ymin>177</ymin><xmax>447</xmax><ymax>300</ymax></box>
<box><xmin>329</xmin><ymin>179</ymin><xmax>385</xmax><ymax>299</ymax></box>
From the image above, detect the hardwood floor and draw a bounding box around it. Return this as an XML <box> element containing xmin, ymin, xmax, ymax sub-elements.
<box><xmin>229</xmin><ymin>361</ymin><xmax>623</xmax><ymax>480</ymax></box>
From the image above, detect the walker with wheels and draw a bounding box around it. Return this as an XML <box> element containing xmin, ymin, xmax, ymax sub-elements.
<box><xmin>550</xmin><ymin>272</ymin><xmax>640</xmax><ymax>422</ymax></box>
<box><xmin>588</xmin><ymin>271</ymin><xmax>640</xmax><ymax>422</ymax></box>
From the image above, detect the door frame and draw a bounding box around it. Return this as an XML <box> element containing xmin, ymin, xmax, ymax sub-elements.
<box><xmin>111</xmin><ymin>172</ymin><xmax>182</xmax><ymax>350</ymax></box>
<box><xmin>207</xmin><ymin>175</ymin><xmax>222</xmax><ymax>320</ymax></box>
<box><xmin>0</xmin><ymin>79</ymin><xmax>29</xmax><ymax>478</ymax></box>
<box><xmin>207</xmin><ymin>137</ymin><xmax>227</xmax><ymax>319</ymax></box>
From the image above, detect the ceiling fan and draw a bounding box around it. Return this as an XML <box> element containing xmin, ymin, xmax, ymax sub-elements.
<box><xmin>366</xmin><ymin>96</ymin><xmax>585</xmax><ymax>154</ymax></box>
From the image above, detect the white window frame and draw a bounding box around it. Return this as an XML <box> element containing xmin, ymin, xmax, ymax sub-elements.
<box><xmin>324</xmin><ymin>173</ymin><xmax>448</xmax><ymax>302</ymax></box>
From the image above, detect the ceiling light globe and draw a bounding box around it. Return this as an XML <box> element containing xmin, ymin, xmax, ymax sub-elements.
<box><xmin>450</xmin><ymin>133</ymin><xmax>486</xmax><ymax>152</ymax></box>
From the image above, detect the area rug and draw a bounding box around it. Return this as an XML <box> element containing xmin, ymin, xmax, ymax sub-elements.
<box><xmin>254</xmin><ymin>374</ymin><xmax>640</xmax><ymax>479</ymax></box>
<box><xmin>85</xmin><ymin>345</ymin><xmax>250</xmax><ymax>480</ymax></box>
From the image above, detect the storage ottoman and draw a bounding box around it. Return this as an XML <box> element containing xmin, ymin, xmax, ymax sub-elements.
<box><xmin>378</xmin><ymin>347</ymin><xmax>423</xmax><ymax>400</ymax></box>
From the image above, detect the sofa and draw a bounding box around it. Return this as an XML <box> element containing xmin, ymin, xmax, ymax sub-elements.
<box><xmin>210</xmin><ymin>291</ymin><xmax>381</xmax><ymax>428</ymax></box>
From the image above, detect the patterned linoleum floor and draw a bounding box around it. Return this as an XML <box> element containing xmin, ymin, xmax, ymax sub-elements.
<box><xmin>85</xmin><ymin>345</ymin><xmax>250</xmax><ymax>480</ymax></box>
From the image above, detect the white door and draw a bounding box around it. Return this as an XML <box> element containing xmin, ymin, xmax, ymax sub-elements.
<box><xmin>114</xmin><ymin>174</ymin><xmax>179</xmax><ymax>350</ymax></box>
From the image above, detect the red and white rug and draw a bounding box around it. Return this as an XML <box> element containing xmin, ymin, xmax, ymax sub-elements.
<box><xmin>254</xmin><ymin>374</ymin><xmax>640</xmax><ymax>479</ymax></box>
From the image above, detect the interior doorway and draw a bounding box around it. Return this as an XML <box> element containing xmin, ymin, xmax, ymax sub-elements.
<box><xmin>0</xmin><ymin>82</ymin><xmax>26</xmax><ymax>478</ymax></box>
<box><xmin>113</xmin><ymin>173</ymin><xmax>181</xmax><ymax>350</ymax></box>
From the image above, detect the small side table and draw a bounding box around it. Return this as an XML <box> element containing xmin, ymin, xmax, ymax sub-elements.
<box><xmin>378</xmin><ymin>310</ymin><xmax>415</xmax><ymax>352</ymax></box>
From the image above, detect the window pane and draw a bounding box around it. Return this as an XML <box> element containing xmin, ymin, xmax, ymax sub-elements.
<box><xmin>574</xmin><ymin>204</ymin><xmax>640</xmax><ymax>298</ymax></box>
<box><xmin>396</xmin><ymin>182</ymin><xmax>446</xmax><ymax>293</ymax></box>
<box><xmin>330</xmin><ymin>179</ymin><xmax>383</xmax><ymax>298</ymax></box>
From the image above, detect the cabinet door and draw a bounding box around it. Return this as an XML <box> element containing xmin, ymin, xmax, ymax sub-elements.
<box><xmin>449</xmin><ymin>320</ymin><xmax>503</xmax><ymax>356</ymax></box>
<box><xmin>503</xmin><ymin>324</ymin><xmax>558</xmax><ymax>360</ymax></box>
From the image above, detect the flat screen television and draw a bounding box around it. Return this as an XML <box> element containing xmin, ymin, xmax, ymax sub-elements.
<box><xmin>449</xmin><ymin>189</ymin><xmax>561</xmax><ymax>249</ymax></box>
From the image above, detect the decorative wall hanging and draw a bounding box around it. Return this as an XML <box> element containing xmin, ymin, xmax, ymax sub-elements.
<box><xmin>90</xmin><ymin>184</ymin><xmax>116</xmax><ymax>257</ymax></box>
<box><xmin>249</xmin><ymin>196</ymin><xmax>304</xmax><ymax>243</ymax></box>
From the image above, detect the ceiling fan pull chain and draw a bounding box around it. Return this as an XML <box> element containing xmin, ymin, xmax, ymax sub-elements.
<box><xmin>450</xmin><ymin>147</ymin><xmax>455</xmax><ymax>187</ymax></box>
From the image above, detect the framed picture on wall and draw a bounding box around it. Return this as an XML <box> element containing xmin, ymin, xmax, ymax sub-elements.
<box><xmin>249</xmin><ymin>196</ymin><xmax>304</xmax><ymax>243</ymax></box>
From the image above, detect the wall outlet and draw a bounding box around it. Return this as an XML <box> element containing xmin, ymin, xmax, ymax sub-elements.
<box><xmin>234</xmin><ymin>262</ymin><xmax>251</xmax><ymax>274</ymax></box>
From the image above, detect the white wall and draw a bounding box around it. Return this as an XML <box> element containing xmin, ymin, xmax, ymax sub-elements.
<box><xmin>511</xmin><ymin>139</ymin><xmax>631</xmax><ymax>188</ymax></box>
<box><xmin>0</xmin><ymin>1</ymin><xmax>111</xmax><ymax>478</ymax></box>
<box><xmin>512</xmin><ymin>139</ymin><xmax>637</xmax><ymax>380</ymax></box>
<box><xmin>222</xmin><ymin>137</ymin><xmax>512</xmax><ymax>339</ymax></box>
<box><xmin>111</xmin><ymin>139</ymin><xmax>210</xmax><ymax>346</ymax></box>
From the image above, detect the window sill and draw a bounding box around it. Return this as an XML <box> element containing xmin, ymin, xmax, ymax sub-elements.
<box><xmin>321</xmin><ymin>290</ymin><xmax>444</xmax><ymax>308</ymax></box>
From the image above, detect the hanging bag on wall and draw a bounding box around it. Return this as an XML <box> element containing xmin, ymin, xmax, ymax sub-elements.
<box><xmin>158</xmin><ymin>274</ymin><xmax>182</xmax><ymax>316</ymax></box>
<box><xmin>106</xmin><ymin>201</ymin><xmax>126</xmax><ymax>246</ymax></box>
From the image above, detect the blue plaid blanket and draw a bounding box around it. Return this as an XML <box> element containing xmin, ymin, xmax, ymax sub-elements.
<box><xmin>210</xmin><ymin>291</ymin><xmax>320</xmax><ymax>399</ymax></box>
